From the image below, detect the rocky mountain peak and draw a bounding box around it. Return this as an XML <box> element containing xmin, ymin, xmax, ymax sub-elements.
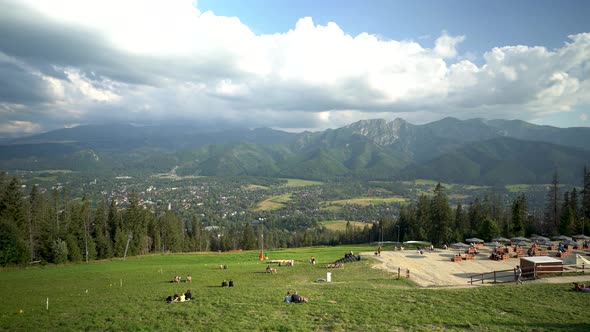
<box><xmin>344</xmin><ymin>118</ymin><xmax>408</xmax><ymax>146</ymax></box>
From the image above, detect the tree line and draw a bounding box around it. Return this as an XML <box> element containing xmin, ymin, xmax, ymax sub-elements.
<box><xmin>1</xmin><ymin>169</ymin><xmax>590</xmax><ymax>266</ymax></box>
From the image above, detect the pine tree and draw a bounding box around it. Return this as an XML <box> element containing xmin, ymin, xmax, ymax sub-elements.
<box><xmin>159</xmin><ymin>210</ymin><xmax>183</xmax><ymax>252</ymax></box>
<box><xmin>543</xmin><ymin>171</ymin><xmax>561</xmax><ymax>235</ymax></box>
<box><xmin>468</xmin><ymin>198</ymin><xmax>486</xmax><ymax>237</ymax></box>
<box><xmin>454</xmin><ymin>203</ymin><xmax>469</xmax><ymax>242</ymax></box>
<box><xmin>511</xmin><ymin>194</ymin><xmax>528</xmax><ymax>237</ymax></box>
<box><xmin>414</xmin><ymin>195</ymin><xmax>429</xmax><ymax>240</ymax></box>
<box><xmin>428</xmin><ymin>183</ymin><xmax>452</xmax><ymax>245</ymax></box>
<box><xmin>0</xmin><ymin>220</ymin><xmax>29</xmax><ymax>266</ymax></box>
<box><xmin>241</xmin><ymin>222</ymin><xmax>256</xmax><ymax>250</ymax></box>
<box><xmin>93</xmin><ymin>198</ymin><xmax>113</xmax><ymax>259</ymax></box>
<box><xmin>583</xmin><ymin>166</ymin><xmax>590</xmax><ymax>235</ymax></box>
<box><xmin>478</xmin><ymin>216</ymin><xmax>500</xmax><ymax>241</ymax></box>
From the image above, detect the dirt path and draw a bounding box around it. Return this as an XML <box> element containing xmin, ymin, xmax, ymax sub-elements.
<box><xmin>367</xmin><ymin>249</ymin><xmax>590</xmax><ymax>288</ymax></box>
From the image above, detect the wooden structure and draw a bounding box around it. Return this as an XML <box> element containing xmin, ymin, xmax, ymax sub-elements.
<box><xmin>519</xmin><ymin>257</ymin><xmax>563</xmax><ymax>277</ymax></box>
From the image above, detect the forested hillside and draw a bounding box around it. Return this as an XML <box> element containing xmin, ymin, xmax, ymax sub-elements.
<box><xmin>2</xmin><ymin>169</ymin><xmax>589</xmax><ymax>266</ymax></box>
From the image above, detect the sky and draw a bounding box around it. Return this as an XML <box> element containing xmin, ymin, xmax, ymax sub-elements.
<box><xmin>0</xmin><ymin>0</ymin><xmax>589</xmax><ymax>137</ymax></box>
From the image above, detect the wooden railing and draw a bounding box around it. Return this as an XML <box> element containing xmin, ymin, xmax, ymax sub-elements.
<box><xmin>468</xmin><ymin>263</ymin><xmax>588</xmax><ymax>285</ymax></box>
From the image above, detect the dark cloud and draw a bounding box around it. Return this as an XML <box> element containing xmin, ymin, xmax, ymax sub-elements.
<box><xmin>0</xmin><ymin>61</ymin><xmax>53</xmax><ymax>103</ymax></box>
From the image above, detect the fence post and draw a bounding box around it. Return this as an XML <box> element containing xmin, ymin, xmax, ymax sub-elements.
<box><xmin>406</xmin><ymin>269</ymin><xmax>410</xmax><ymax>278</ymax></box>
<box><xmin>470</xmin><ymin>275</ymin><xmax>473</xmax><ymax>285</ymax></box>
<box><xmin>493</xmin><ymin>271</ymin><xmax>497</xmax><ymax>283</ymax></box>
<box><xmin>398</xmin><ymin>267</ymin><xmax>401</xmax><ymax>280</ymax></box>
<box><xmin>481</xmin><ymin>273</ymin><xmax>484</xmax><ymax>284</ymax></box>
<box><xmin>533</xmin><ymin>264</ymin><xmax>537</xmax><ymax>279</ymax></box>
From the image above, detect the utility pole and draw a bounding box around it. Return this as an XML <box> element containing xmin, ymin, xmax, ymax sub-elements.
<box><xmin>395</xmin><ymin>225</ymin><xmax>400</xmax><ymax>245</ymax></box>
<box><xmin>259</xmin><ymin>218</ymin><xmax>265</xmax><ymax>260</ymax></box>
<box><xmin>123</xmin><ymin>233</ymin><xmax>133</xmax><ymax>260</ymax></box>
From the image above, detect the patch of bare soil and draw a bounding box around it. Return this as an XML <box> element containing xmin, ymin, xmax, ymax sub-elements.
<box><xmin>367</xmin><ymin>248</ymin><xmax>590</xmax><ymax>288</ymax></box>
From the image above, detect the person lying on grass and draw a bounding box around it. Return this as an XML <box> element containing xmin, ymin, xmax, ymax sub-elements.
<box><xmin>573</xmin><ymin>282</ymin><xmax>590</xmax><ymax>292</ymax></box>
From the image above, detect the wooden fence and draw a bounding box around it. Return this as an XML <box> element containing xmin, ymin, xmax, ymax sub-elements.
<box><xmin>468</xmin><ymin>263</ymin><xmax>588</xmax><ymax>285</ymax></box>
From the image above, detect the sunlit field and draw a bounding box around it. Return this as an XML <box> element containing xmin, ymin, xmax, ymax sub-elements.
<box><xmin>253</xmin><ymin>193</ymin><xmax>293</xmax><ymax>211</ymax></box>
<box><xmin>325</xmin><ymin>196</ymin><xmax>406</xmax><ymax>206</ymax></box>
<box><xmin>1</xmin><ymin>246</ymin><xmax>589</xmax><ymax>331</ymax></box>
<box><xmin>280</xmin><ymin>179</ymin><xmax>324</xmax><ymax>187</ymax></box>
<box><xmin>320</xmin><ymin>220</ymin><xmax>367</xmax><ymax>231</ymax></box>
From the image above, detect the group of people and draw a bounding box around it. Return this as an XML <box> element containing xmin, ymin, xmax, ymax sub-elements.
<box><xmin>166</xmin><ymin>290</ymin><xmax>192</xmax><ymax>303</ymax></box>
<box><xmin>284</xmin><ymin>291</ymin><xmax>308</xmax><ymax>303</ymax></box>
<box><xmin>172</xmin><ymin>275</ymin><xmax>191</xmax><ymax>283</ymax></box>
<box><xmin>221</xmin><ymin>279</ymin><xmax>234</xmax><ymax>287</ymax></box>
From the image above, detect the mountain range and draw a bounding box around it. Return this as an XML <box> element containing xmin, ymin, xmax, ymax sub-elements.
<box><xmin>1</xmin><ymin>118</ymin><xmax>589</xmax><ymax>185</ymax></box>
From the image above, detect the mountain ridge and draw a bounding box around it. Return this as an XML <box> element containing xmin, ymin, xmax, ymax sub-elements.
<box><xmin>1</xmin><ymin>118</ymin><xmax>589</xmax><ymax>184</ymax></box>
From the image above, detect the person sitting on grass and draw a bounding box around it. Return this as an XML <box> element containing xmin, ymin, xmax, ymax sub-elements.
<box><xmin>221</xmin><ymin>280</ymin><xmax>228</xmax><ymax>288</ymax></box>
<box><xmin>166</xmin><ymin>295</ymin><xmax>173</xmax><ymax>303</ymax></box>
<box><xmin>185</xmin><ymin>290</ymin><xmax>192</xmax><ymax>301</ymax></box>
<box><xmin>291</xmin><ymin>291</ymin><xmax>308</xmax><ymax>303</ymax></box>
<box><xmin>284</xmin><ymin>291</ymin><xmax>291</xmax><ymax>303</ymax></box>
<box><xmin>228</xmin><ymin>279</ymin><xmax>234</xmax><ymax>287</ymax></box>
<box><xmin>173</xmin><ymin>294</ymin><xmax>180</xmax><ymax>302</ymax></box>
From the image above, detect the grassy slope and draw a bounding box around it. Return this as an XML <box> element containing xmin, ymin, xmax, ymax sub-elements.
<box><xmin>320</xmin><ymin>220</ymin><xmax>367</xmax><ymax>231</ymax></box>
<box><xmin>325</xmin><ymin>196</ymin><xmax>406</xmax><ymax>206</ymax></box>
<box><xmin>253</xmin><ymin>193</ymin><xmax>292</xmax><ymax>211</ymax></box>
<box><xmin>1</xmin><ymin>246</ymin><xmax>589</xmax><ymax>331</ymax></box>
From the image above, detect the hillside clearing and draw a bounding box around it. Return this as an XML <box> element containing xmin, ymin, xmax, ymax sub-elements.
<box><xmin>253</xmin><ymin>193</ymin><xmax>292</xmax><ymax>211</ymax></box>
<box><xmin>325</xmin><ymin>196</ymin><xmax>406</xmax><ymax>206</ymax></box>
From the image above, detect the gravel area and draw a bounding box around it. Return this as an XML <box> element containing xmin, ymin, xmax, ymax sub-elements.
<box><xmin>368</xmin><ymin>248</ymin><xmax>590</xmax><ymax>287</ymax></box>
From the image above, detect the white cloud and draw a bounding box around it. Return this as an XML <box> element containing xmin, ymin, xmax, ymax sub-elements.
<box><xmin>434</xmin><ymin>32</ymin><xmax>465</xmax><ymax>58</ymax></box>
<box><xmin>0</xmin><ymin>120</ymin><xmax>41</xmax><ymax>136</ymax></box>
<box><xmin>0</xmin><ymin>0</ymin><xmax>589</xmax><ymax>136</ymax></box>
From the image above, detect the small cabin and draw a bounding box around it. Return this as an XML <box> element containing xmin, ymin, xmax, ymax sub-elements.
<box><xmin>519</xmin><ymin>256</ymin><xmax>563</xmax><ymax>278</ymax></box>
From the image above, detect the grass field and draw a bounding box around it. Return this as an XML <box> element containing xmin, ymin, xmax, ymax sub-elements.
<box><xmin>1</xmin><ymin>246</ymin><xmax>589</xmax><ymax>331</ymax></box>
<box><xmin>280</xmin><ymin>178</ymin><xmax>323</xmax><ymax>187</ymax></box>
<box><xmin>320</xmin><ymin>220</ymin><xmax>367</xmax><ymax>231</ymax></box>
<box><xmin>325</xmin><ymin>196</ymin><xmax>406</xmax><ymax>206</ymax></box>
<box><xmin>253</xmin><ymin>193</ymin><xmax>292</xmax><ymax>211</ymax></box>
<box><xmin>242</xmin><ymin>184</ymin><xmax>269</xmax><ymax>190</ymax></box>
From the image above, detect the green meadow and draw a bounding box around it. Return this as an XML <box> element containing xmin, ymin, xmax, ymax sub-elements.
<box><xmin>325</xmin><ymin>196</ymin><xmax>406</xmax><ymax>206</ymax></box>
<box><xmin>253</xmin><ymin>193</ymin><xmax>292</xmax><ymax>211</ymax></box>
<box><xmin>320</xmin><ymin>220</ymin><xmax>367</xmax><ymax>231</ymax></box>
<box><xmin>1</xmin><ymin>246</ymin><xmax>589</xmax><ymax>331</ymax></box>
<box><xmin>280</xmin><ymin>178</ymin><xmax>323</xmax><ymax>187</ymax></box>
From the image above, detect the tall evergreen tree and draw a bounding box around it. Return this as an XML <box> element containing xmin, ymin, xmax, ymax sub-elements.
<box><xmin>478</xmin><ymin>216</ymin><xmax>500</xmax><ymax>241</ymax></box>
<box><xmin>468</xmin><ymin>198</ymin><xmax>486</xmax><ymax>237</ymax></box>
<box><xmin>454</xmin><ymin>203</ymin><xmax>469</xmax><ymax>242</ymax></box>
<box><xmin>414</xmin><ymin>194</ymin><xmax>429</xmax><ymax>240</ymax></box>
<box><xmin>543</xmin><ymin>171</ymin><xmax>561</xmax><ymax>234</ymax></box>
<box><xmin>428</xmin><ymin>183</ymin><xmax>452</xmax><ymax>245</ymax></box>
<box><xmin>241</xmin><ymin>222</ymin><xmax>256</xmax><ymax>250</ymax></box>
<box><xmin>93</xmin><ymin>197</ymin><xmax>113</xmax><ymax>259</ymax></box>
<box><xmin>511</xmin><ymin>194</ymin><xmax>528</xmax><ymax>237</ymax></box>
<box><xmin>583</xmin><ymin>166</ymin><xmax>590</xmax><ymax>235</ymax></box>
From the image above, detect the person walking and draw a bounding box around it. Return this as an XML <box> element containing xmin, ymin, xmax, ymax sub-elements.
<box><xmin>515</xmin><ymin>265</ymin><xmax>523</xmax><ymax>284</ymax></box>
